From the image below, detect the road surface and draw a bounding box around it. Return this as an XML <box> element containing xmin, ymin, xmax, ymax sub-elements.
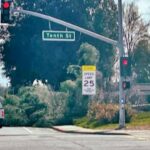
<box><xmin>0</xmin><ymin>127</ymin><xmax>149</xmax><ymax>150</ymax></box>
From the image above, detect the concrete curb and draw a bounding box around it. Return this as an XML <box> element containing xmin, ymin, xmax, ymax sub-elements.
<box><xmin>51</xmin><ymin>126</ymin><xmax>130</xmax><ymax>135</ymax></box>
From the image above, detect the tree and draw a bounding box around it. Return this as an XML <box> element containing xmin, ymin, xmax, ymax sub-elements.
<box><xmin>112</xmin><ymin>2</ymin><xmax>150</xmax><ymax>84</ymax></box>
<box><xmin>2</xmin><ymin>94</ymin><xmax>27</xmax><ymax>126</ymax></box>
<box><xmin>123</xmin><ymin>2</ymin><xmax>150</xmax><ymax>57</ymax></box>
<box><xmin>92</xmin><ymin>0</ymin><xmax>118</xmax><ymax>78</ymax></box>
<box><xmin>1</xmin><ymin>0</ymin><xmax>92</xmax><ymax>88</ymax></box>
<box><xmin>18</xmin><ymin>84</ymin><xmax>67</xmax><ymax>126</ymax></box>
<box><xmin>78</xmin><ymin>43</ymin><xmax>100</xmax><ymax>65</ymax></box>
<box><xmin>18</xmin><ymin>86</ymin><xmax>50</xmax><ymax>126</ymax></box>
<box><xmin>1</xmin><ymin>0</ymin><xmax>118</xmax><ymax>89</ymax></box>
<box><xmin>132</xmin><ymin>40</ymin><xmax>150</xmax><ymax>83</ymax></box>
<box><xmin>59</xmin><ymin>42</ymin><xmax>100</xmax><ymax>122</ymax></box>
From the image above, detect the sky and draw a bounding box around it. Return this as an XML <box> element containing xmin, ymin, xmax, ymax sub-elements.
<box><xmin>122</xmin><ymin>0</ymin><xmax>150</xmax><ymax>21</ymax></box>
<box><xmin>0</xmin><ymin>0</ymin><xmax>150</xmax><ymax>87</ymax></box>
<box><xmin>0</xmin><ymin>64</ymin><xmax>9</xmax><ymax>87</ymax></box>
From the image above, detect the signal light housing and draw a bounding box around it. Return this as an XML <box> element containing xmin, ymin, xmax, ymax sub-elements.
<box><xmin>120</xmin><ymin>57</ymin><xmax>131</xmax><ymax>77</ymax></box>
<box><xmin>122</xmin><ymin>81</ymin><xmax>130</xmax><ymax>90</ymax></box>
<box><xmin>1</xmin><ymin>0</ymin><xmax>12</xmax><ymax>23</ymax></box>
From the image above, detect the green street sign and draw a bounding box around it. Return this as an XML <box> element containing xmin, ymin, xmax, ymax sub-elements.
<box><xmin>42</xmin><ymin>31</ymin><xmax>75</xmax><ymax>41</ymax></box>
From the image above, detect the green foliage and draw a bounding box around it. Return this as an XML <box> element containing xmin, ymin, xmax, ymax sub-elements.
<box><xmin>132</xmin><ymin>112</ymin><xmax>150</xmax><ymax>120</ymax></box>
<box><xmin>60</xmin><ymin>78</ymin><xmax>89</xmax><ymax>123</ymax></box>
<box><xmin>87</xmin><ymin>102</ymin><xmax>134</xmax><ymax>125</ymax></box>
<box><xmin>92</xmin><ymin>0</ymin><xmax>118</xmax><ymax>78</ymax></box>
<box><xmin>74</xmin><ymin>107</ymin><xmax>139</xmax><ymax>129</ymax></box>
<box><xmin>60</xmin><ymin>80</ymin><xmax>76</xmax><ymax>93</ymax></box>
<box><xmin>3</xmin><ymin>85</ymin><xmax>62</xmax><ymax>127</ymax></box>
<box><xmin>20</xmin><ymin>92</ymin><xmax>48</xmax><ymax>126</ymax></box>
<box><xmin>1</xmin><ymin>0</ymin><xmax>118</xmax><ymax>89</ymax></box>
<box><xmin>59</xmin><ymin>42</ymin><xmax>100</xmax><ymax>123</ymax></box>
<box><xmin>132</xmin><ymin>41</ymin><xmax>150</xmax><ymax>83</ymax></box>
<box><xmin>2</xmin><ymin>0</ymin><xmax>94</xmax><ymax>88</ymax></box>
<box><xmin>3</xmin><ymin>95</ymin><xmax>20</xmax><ymax>106</ymax></box>
<box><xmin>73</xmin><ymin>117</ymin><xmax>93</xmax><ymax>128</ymax></box>
<box><xmin>49</xmin><ymin>92</ymin><xmax>68</xmax><ymax>124</ymax></box>
<box><xmin>75</xmin><ymin>112</ymin><xmax>150</xmax><ymax>129</ymax></box>
<box><xmin>3</xmin><ymin>94</ymin><xmax>27</xmax><ymax>126</ymax></box>
<box><xmin>0</xmin><ymin>86</ymin><xmax>7</xmax><ymax>97</ymax></box>
<box><xmin>130</xmin><ymin>112</ymin><xmax>150</xmax><ymax>127</ymax></box>
<box><xmin>78</xmin><ymin>43</ymin><xmax>100</xmax><ymax>65</ymax></box>
<box><xmin>67</xmin><ymin>65</ymin><xmax>81</xmax><ymax>79</ymax></box>
<box><xmin>147</xmin><ymin>96</ymin><xmax>150</xmax><ymax>103</ymax></box>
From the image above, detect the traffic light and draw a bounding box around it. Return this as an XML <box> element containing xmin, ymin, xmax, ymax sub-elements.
<box><xmin>122</xmin><ymin>81</ymin><xmax>130</xmax><ymax>90</ymax></box>
<box><xmin>120</xmin><ymin>57</ymin><xmax>131</xmax><ymax>77</ymax></box>
<box><xmin>1</xmin><ymin>0</ymin><xmax>12</xmax><ymax>23</ymax></box>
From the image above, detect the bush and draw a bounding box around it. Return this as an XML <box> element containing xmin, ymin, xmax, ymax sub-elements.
<box><xmin>3</xmin><ymin>94</ymin><xmax>27</xmax><ymax>126</ymax></box>
<box><xmin>87</xmin><ymin>102</ymin><xmax>134</xmax><ymax>125</ymax></box>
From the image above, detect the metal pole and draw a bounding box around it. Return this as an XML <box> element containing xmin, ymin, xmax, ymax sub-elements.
<box><xmin>118</xmin><ymin>0</ymin><xmax>125</xmax><ymax>128</ymax></box>
<box><xmin>0</xmin><ymin>0</ymin><xmax>1</xmax><ymax>25</ymax></box>
<box><xmin>12</xmin><ymin>3</ymin><xmax>125</xmax><ymax>128</ymax></box>
<box><xmin>12</xmin><ymin>9</ymin><xmax>118</xmax><ymax>46</ymax></box>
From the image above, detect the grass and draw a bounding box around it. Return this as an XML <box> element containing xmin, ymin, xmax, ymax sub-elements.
<box><xmin>127</xmin><ymin>111</ymin><xmax>150</xmax><ymax>129</ymax></box>
<box><xmin>74</xmin><ymin>112</ymin><xmax>150</xmax><ymax>130</ymax></box>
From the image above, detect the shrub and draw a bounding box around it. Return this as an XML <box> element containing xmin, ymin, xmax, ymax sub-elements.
<box><xmin>2</xmin><ymin>94</ymin><xmax>27</xmax><ymax>126</ymax></box>
<box><xmin>87</xmin><ymin>102</ymin><xmax>134</xmax><ymax>125</ymax></box>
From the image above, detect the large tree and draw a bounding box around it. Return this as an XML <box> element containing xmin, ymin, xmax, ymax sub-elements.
<box><xmin>132</xmin><ymin>40</ymin><xmax>150</xmax><ymax>83</ymax></box>
<box><xmin>112</xmin><ymin>2</ymin><xmax>150</xmax><ymax>83</ymax></box>
<box><xmin>92</xmin><ymin>0</ymin><xmax>118</xmax><ymax>79</ymax></box>
<box><xmin>123</xmin><ymin>2</ymin><xmax>150</xmax><ymax>57</ymax></box>
<box><xmin>1</xmin><ymin>0</ymin><xmax>118</xmax><ymax>89</ymax></box>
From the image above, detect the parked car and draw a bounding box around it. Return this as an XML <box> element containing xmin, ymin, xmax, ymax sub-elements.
<box><xmin>0</xmin><ymin>103</ymin><xmax>4</xmax><ymax>128</ymax></box>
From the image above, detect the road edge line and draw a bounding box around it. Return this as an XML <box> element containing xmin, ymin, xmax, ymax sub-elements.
<box><xmin>23</xmin><ymin>127</ymin><xmax>33</xmax><ymax>134</ymax></box>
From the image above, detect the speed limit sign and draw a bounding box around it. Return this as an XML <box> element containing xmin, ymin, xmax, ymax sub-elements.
<box><xmin>82</xmin><ymin>65</ymin><xmax>96</xmax><ymax>95</ymax></box>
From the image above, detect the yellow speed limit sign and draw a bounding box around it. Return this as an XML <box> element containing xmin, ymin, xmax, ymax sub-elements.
<box><xmin>82</xmin><ymin>65</ymin><xmax>96</xmax><ymax>95</ymax></box>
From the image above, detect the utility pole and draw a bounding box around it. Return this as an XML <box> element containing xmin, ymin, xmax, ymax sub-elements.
<box><xmin>118</xmin><ymin>0</ymin><xmax>126</xmax><ymax>128</ymax></box>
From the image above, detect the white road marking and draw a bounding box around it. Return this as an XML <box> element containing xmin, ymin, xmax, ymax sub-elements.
<box><xmin>23</xmin><ymin>127</ymin><xmax>33</xmax><ymax>134</ymax></box>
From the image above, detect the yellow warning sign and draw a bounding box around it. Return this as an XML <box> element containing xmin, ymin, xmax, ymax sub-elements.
<box><xmin>82</xmin><ymin>65</ymin><xmax>96</xmax><ymax>71</ymax></box>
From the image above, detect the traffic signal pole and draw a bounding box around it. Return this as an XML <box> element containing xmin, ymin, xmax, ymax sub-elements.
<box><xmin>118</xmin><ymin>0</ymin><xmax>126</xmax><ymax>128</ymax></box>
<box><xmin>12</xmin><ymin>9</ymin><xmax>118</xmax><ymax>46</ymax></box>
<box><xmin>0</xmin><ymin>0</ymin><xmax>1</xmax><ymax>24</ymax></box>
<box><xmin>10</xmin><ymin>0</ymin><xmax>125</xmax><ymax>128</ymax></box>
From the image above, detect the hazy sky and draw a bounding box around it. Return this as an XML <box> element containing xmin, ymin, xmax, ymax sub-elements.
<box><xmin>0</xmin><ymin>0</ymin><xmax>150</xmax><ymax>87</ymax></box>
<box><xmin>0</xmin><ymin>65</ymin><xmax>9</xmax><ymax>87</ymax></box>
<box><xmin>121</xmin><ymin>0</ymin><xmax>150</xmax><ymax>21</ymax></box>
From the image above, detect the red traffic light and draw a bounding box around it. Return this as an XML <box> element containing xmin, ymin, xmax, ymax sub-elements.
<box><xmin>122</xmin><ymin>58</ymin><xmax>128</xmax><ymax>65</ymax></box>
<box><xmin>120</xmin><ymin>57</ymin><xmax>131</xmax><ymax>77</ymax></box>
<box><xmin>3</xmin><ymin>2</ymin><xmax>10</xmax><ymax>9</ymax></box>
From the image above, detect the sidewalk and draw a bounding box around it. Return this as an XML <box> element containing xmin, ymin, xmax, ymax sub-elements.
<box><xmin>52</xmin><ymin>125</ymin><xmax>129</xmax><ymax>135</ymax></box>
<box><xmin>52</xmin><ymin>125</ymin><xmax>150</xmax><ymax>140</ymax></box>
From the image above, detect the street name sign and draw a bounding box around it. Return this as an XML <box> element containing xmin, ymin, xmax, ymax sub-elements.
<box><xmin>42</xmin><ymin>30</ymin><xmax>75</xmax><ymax>41</ymax></box>
<box><xmin>82</xmin><ymin>65</ymin><xmax>96</xmax><ymax>95</ymax></box>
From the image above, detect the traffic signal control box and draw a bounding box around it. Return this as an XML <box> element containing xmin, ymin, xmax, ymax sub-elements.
<box><xmin>120</xmin><ymin>57</ymin><xmax>131</xmax><ymax>77</ymax></box>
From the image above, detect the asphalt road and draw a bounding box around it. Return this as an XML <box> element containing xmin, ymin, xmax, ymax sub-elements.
<box><xmin>0</xmin><ymin>127</ymin><xmax>149</xmax><ymax>150</ymax></box>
